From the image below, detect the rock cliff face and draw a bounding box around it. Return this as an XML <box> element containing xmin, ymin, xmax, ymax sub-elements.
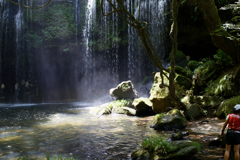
<box><xmin>177</xmin><ymin>0</ymin><xmax>236</xmax><ymax>60</ymax></box>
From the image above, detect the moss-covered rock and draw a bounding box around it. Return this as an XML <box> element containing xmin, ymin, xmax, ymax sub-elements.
<box><xmin>131</xmin><ymin>149</ymin><xmax>151</xmax><ymax>160</ymax></box>
<box><xmin>168</xmin><ymin>65</ymin><xmax>192</xmax><ymax>79</ymax></box>
<box><xmin>175</xmin><ymin>74</ymin><xmax>192</xmax><ymax>90</ymax></box>
<box><xmin>132</xmin><ymin>97</ymin><xmax>153</xmax><ymax>115</ymax></box>
<box><xmin>168</xmin><ymin>146</ymin><xmax>198</xmax><ymax>159</ymax></box>
<box><xmin>112</xmin><ymin>106</ymin><xmax>136</xmax><ymax>116</ymax></box>
<box><xmin>205</xmin><ymin>70</ymin><xmax>237</xmax><ymax>98</ymax></box>
<box><xmin>194</xmin><ymin>60</ymin><xmax>220</xmax><ymax>87</ymax></box>
<box><xmin>90</xmin><ymin>99</ymin><xmax>133</xmax><ymax>116</ymax></box>
<box><xmin>149</xmin><ymin>72</ymin><xmax>186</xmax><ymax>113</ymax></box>
<box><xmin>188</xmin><ymin>60</ymin><xmax>203</xmax><ymax>72</ymax></box>
<box><xmin>109</xmin><ymin>80</ymin><xmax>139</xmax><ymax>99</ymax></box>
<box><xmin>151</xmin><ymin>109</ymin><xmax>187</xmax><ymax>130</ymax></box>
<box><xmin>216</xmin><ymin>96</ymin><xmax>240</xmax><ymax>119</ymax></box>
<box><xmin>184</xmin><ymin>103</ymin><xmax>206</xmax><ymax>121</ymax></box>
<box><xmin>189</xmin><ymin>95</ymin><xmax>224</xmax><ymax>107</ymax></box>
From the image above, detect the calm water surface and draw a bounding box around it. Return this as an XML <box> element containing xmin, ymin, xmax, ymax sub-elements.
<box><xmin>0</xmin><ymin>102</ymin><xmax>164</xmax><ymax>160</ymax></box>
<box><xmin>0</xmin><ymin>102</ymin><xmax>225</xmax><ymax>160</ymax></box>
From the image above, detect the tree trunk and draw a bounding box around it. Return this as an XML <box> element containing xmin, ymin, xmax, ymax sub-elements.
<box><xmin>169</xmin><ymin>0</ymin><xmax>186</xmax><ymax>110</ymax></box>
<box><xmin>197</xmin><ymin>0</ymin><xmax>240</xmax><ymax>64</ymax></box>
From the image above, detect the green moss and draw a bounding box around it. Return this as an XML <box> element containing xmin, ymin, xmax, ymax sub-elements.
<box><xmin>153</xmin><ymin>113</ymin><xmax>165</xmax><ymax>123</ymax></box>
<box><xmin>217</xmin><ymin>96</ymin><xmax>240</xmax><ymax>118</ymax></box>
<box><xmin>107</xmin><ymin>99</ymin><xmax>132</xmax><ymax>108</ymax></box>
<box><xmin>167</xmin><ymin>50</ymin><xmax>186</xmax><ymax>60</ymax></box>
<box><xmin>188</xmin><ymin>60</ymin><xmax>202</xmax><ymax>71</ymax></box>
<box><xmin>24</xmin><ymin>3</ymin><xmax>76</xmax><ymax>48</ymax></box>
<box><xmin>121</xmin><ymin>83</ymin><xmax>131</xmax><ymax>92</ymax></box>
<box><xmin>214</xmin><ymin>49</ymin><xmax>233</xmax><ymax>67</ymax></box>
<box><xmin>191</xmin><ymin>141</ymin><xmax>201</xmax><ymax>152</ymax></box>
<box><xmin>205</xmin><ymin>72</ymin><xmax>234</xmax><ymax>97</ymax></box>
<box><xmin>194</xmin><ymin>60</ymin><xmax>219</xmax><ymax>86</ymax></box>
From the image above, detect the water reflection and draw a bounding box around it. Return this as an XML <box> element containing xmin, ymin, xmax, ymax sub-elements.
<box><xmin>0</xmin><ymin>103</ymin><xmax>160</xmax><ymax>160</ymax></box>
<box><xmin>0</xmin><ymin>103</ymin><xmax>225</xmax><ymax>160</ymax></box>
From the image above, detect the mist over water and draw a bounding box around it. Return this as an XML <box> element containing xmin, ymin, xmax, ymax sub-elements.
<box><xmin>0</xmin><ymin>103</ymin><xmax>159</xmax><ymax>159</ymax></box>
<box><xmin>0</xmin><ymin>0</ymin><xmax>171</xmax><ymax>102</ymax></box>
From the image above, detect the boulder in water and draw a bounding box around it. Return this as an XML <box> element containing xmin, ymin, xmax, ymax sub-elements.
<box><xmin>132</xmin><ymin>97</ymin><xmax>154</xmax><ymax>116</ymax></box>
<box><xmin>109</xmin><ymin>80</ymin><xmax>139</xmax><ymax>99</ymax></box>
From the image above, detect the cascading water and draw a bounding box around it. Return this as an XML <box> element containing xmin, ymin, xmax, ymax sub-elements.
<box><xmin>0</xmin><ymin>0</ymin><xmax>171</xmax><ymax>102</ymax></box>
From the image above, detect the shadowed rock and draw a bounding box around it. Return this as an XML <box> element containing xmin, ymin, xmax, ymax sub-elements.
<box><xmin>132</xmin><ymin>97</ymin><xmax>154</xmax><ymax>116</ymax></box>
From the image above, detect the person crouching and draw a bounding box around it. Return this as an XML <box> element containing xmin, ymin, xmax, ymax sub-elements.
<box><xmin>221</xmin><ymin>104</ymin><xmax>240</xmax><ymax>160</ymax></box>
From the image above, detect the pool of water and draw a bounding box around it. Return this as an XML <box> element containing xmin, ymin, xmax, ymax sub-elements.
<box><xmin>0</xmin><ymin>102</ymin><xmax>226</xmax><ymax>160</ymax></box>
<box><xmin>0</xmin><ymin>102</ymin><xmax>165</xmax><ymax>160</ymax></box>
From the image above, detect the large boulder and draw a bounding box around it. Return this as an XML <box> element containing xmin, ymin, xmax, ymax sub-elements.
<box><xmin>150</xmin><ymin>109</ymin><xmax>187</xmax><ymax>130</ymax></box>
<box><xmin>132</xmin><ymin>97</ymin><xmax>154</xmax><ymax>115</ymax></box>
<box><xmin>109</xmin><ymin>80</ymin><xmax>139</xmax><ymax>99</ymax></box>
<box><xmin>184</xmin><ymin>103</ymin><xmax>206</xmax><ymax>121</ymax></box>
<box><xmin>216</xmin><ymin>96</ymin><xmax>240</xmax><ymax>119</ymax></box>
<box><xmin>149</xmin><ymin>72</ymin><xmax>185</xmax><ymax>113</ymax></box>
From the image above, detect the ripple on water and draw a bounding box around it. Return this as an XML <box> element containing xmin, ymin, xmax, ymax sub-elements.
<box><xmin>0</xmin><ymin>103</ymin><xmax>168</xmax><ymax>159</ymax></box>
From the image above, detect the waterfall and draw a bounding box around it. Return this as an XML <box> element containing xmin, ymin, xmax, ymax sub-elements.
<box><xmin>0</xmin><ymin>0</ymin><xmax>171</xmax><ymax>102</ymax></box>
<box><xmin>15</xmin><ymin>0</ymin><xmax>23</xmax><ymax>81</ymax></box>
<box><xmin>75</xmin><ymin>0</ymin><xmax>78</xmax><ymax>44</ymax></box>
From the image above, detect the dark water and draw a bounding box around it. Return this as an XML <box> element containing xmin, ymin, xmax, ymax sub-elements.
<box><xmin>0</xmin><ymin>102</ymin><xmax>226</xmax><ymax>160</ymax></box>
<box><xmin>0</xmin><ymin>102</ymin><xmax>164</xmax><ymax>160</ymax></box>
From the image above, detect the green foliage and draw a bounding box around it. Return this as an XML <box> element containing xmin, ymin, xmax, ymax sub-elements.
<box><xmin>153</xmin><ymin>113</ymin><xmax>165</xmax><ymax>123</ymax></box>
<box><xmin>24</xmin><ymin>3</ymin><xmax>76</xmax><ymax>48</ymax></box>
<box><xmin>181</xmin><ymin>0</ymin><xmax>187</xmax><ymax>5</ymax></box>
<box><xmin>167</xmin><ymin>50</ymin><xmax>186</xmax><ymax>60</ymax></box>
<box><xmin>141</xmin><ymin>135</ymin><xmax>178</xmax><ymax>156</ymax></box>
<box><xmin>63</xmin><ymin>48</ymin><xmax>69</xmax><ymax>52</ymax></box>
<box><xmin>107</xmin><ymin>99</ymin><xmax>132</xmax><ymax>108</ymax></box>
<box><xmin>193</xmin><ymin>60</ymin><xmax>220</xmax><ymax>87</ymax></box>
<box><xmin>214</xmin><ymin>49</ymin><xmax>233</xmax><ymax>66</ymax></box>
<box><xmin>218</xmin><ymin>0</ymin><xmax>236</xmax><ymax>4</ymax></box>
<box><xmin>194</xmin><ymin>6</ymin><xmax>198</xmax><ymax>12</ymax></box>
<box><xmin>24</xmin><ymin>30</ymin><xmax>42</xmax><ymax>48</ymax></box>
<box><xmin>42</xmin><ymin>4</ymin><xmax>76</xmax><ymax>43</ymax></box>
<box><xmin>188</xmin><ymin>60</ymin><xmax>203</xmax><ymax>71</ymax></box>
<box><xmin>193</xmin><ymin>60</ymin><xmax>215</xmax><ymax>76</ymax></box>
